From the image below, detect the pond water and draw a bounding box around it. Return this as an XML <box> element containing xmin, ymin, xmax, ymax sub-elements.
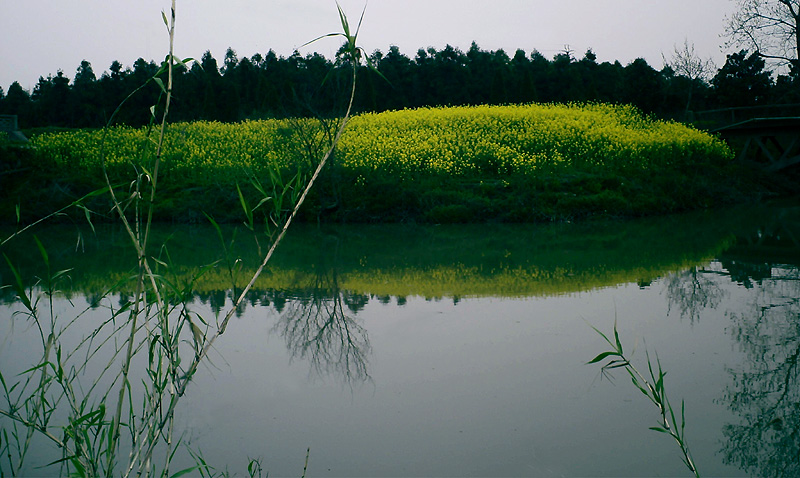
<box><xmin>1</xmin><ymin>200</ymin><xmax>799</xmax><ymax>477</ymax></box>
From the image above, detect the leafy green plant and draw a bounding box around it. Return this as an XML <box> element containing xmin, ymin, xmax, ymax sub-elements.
<box><xmin>0</xmin><ymin>2</ymin><xmax>366</xmax><ymax>476</ymax></box>
<box><xmin>588</xmin><ymin>321</ymin><xmax>700</xmax><ymax>477</ymax></box>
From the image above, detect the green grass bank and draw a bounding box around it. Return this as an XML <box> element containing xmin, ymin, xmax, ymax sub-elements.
<box><xmin>0</xmin><ymin>103</ymin><xmax>785</xmax><ymax>225</ymax></box>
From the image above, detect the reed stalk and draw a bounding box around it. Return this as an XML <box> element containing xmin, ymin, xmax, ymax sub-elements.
<box><xmin>588</xmin><ymin>321</ymin><xmax>700</xmax><ymax>477</ymax></box>
<box><xmin>0</xmin><ymin>2</ymin><xmax>367</xmax><ymax>476</ymax></box>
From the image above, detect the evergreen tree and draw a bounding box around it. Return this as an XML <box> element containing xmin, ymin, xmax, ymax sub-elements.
<box><xmin>711</xmin><ymin>50</ymin><xmax>773</xmax><ymax>107</ymax></box>
<box><xmin>0</xmin><ymin>82</ymin><xmax>32</xmax><ymax>126</ymax></box>
<box><xmin>6</xmin><ymin>36</ymin><xmax>797</xmax><ymax>128</ymax></box>
<box><xmin>623</xmin><ymin>58</ymin><xmax>666</xmax><ymax>114</ymax></box>
<box><xmin>508</xmin><ymin>49</ymin><xmax>535</xmax><ymax>103</ymax></box>
<box><xmin>31</xmin><ymin>71</ymin><xmax>71</xmax><ymax>126</ymax></box>
<box><xmin>71</xmin><ymin>60</ymin><xmax>101</xmax><ymax>126</ymax></box>
<box><xmin>375</xmin><ymin>46</ymin><xmax>413</xmax><ymax>111</ymax></box>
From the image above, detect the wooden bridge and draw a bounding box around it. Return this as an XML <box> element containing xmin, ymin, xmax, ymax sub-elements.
<box><xmin>695</xmin><ymin>104</ymin><xmax>800</xmax><ymax>172</ymax></box>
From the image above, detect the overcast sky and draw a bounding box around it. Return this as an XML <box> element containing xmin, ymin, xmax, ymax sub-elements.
<box><xmin>2</xmin><ymin>0</ymin><xmax>739</xmax><ymax>93</ymax></box>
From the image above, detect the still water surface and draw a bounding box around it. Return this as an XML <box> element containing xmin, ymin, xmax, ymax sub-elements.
<box><xmin>1</xmin><ymin>201</ymin><xmax>799</xmax><ymax>477</ymax></box>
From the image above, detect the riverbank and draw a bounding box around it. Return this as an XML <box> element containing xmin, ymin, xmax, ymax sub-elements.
<box><xmin>1</xmin><ymin>103</ymin><xmax>794</xmax><ymax>225</ymax></box>
<box><xmin>4</xmin><ymin>198</ymin><xmax>797</xmax><ymax>302</ymax></box>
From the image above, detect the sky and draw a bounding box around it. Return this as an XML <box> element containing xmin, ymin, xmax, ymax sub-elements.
<box><xmin>1</xmin><ymin>0</ymin><xmax>740</xmax><ymax>93</ymax></box>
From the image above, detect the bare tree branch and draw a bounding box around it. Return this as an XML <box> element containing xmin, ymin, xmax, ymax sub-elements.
<box><xmin>725</xmin><ymin>0</ymin><xmax>800</xmax><ymax>66</ymax></box>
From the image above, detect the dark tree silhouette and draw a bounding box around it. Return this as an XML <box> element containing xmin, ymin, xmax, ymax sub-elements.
<box><xmin>31</xmin><ymin>71</ymin><xmax>71</xmax><ymax>126</ymax></box>
<box><xmin>0</xmin><ymin>82</ymin><xmax>32</xmax><ymax>125</ymax></box>
<box><xmin>71</xmin><ymin>60</ymin><xmax>102</xmax><ymax>126</ymax></box>
<box><xmin>7</xmin><ymin>40</ymin><xmax>798</xmax><ymax>129</ymax></box>
<box><xmin>711</xmin><ymin>50</ymin><xmax>773</xmax><ymax>107</ymax></box>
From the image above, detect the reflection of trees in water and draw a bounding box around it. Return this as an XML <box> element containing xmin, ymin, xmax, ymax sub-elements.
<box><xmin>188</xmin><ymin>273</ymin><xmax>373</xmax><ymax>387</ymax></box>
<box><xmin>665</xmin><ymin>266</ymin><xmax>726</xmax><ymax>322</ymax></box>
<box><xmin>720</xmin><ymin>259</ymin><xmax>774</xmax><ymax>288</ymax></box>
<box><xmin>719</xmin><ymin>265</ymin><xmax>800</xmax><ymax>478</ymax></box>
<box><xmin>273</xmin><ymin>290</ymin><xmax>371</xmax><ymax>385</ymax></box>
<box><xmin>665</xmin><ymin>213</ymin><xmax>800</xmax><ymax>322</ymax></box>
<box><xmin>271</xmin><ymin>236</ymin><xmax>372</xmax><ymax>386</ymax></box>
<box><xmin>662</xmin><ymin>215</ymin><xmax>800</xmax><ymax>477</ymax></box>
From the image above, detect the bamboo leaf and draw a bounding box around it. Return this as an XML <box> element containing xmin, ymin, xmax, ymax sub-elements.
<box><xmin>44</xmin><ymin>455</ymin><xmax>79</xmax><ymax>468</ymax></box>
<box><xmin>3</xmin><ymin>254</ymin><xmax>32</xmax><ymax>311</ymax></box>
<box><xmin>606</xmin><ymin>360</ymin><xmax>630</xmax><ymax>369</ymax></box>
<box><xmin>78</xmin><ymin>204</ymin><xmax>96</xmax><ymax>233</ymax></box>
<box><xmin>668</xmin><ymin>399</ymin><xmax>680</xmax><ymax>433</ymax></box>
<box><xmin>252</xmin><ymin>196</ymin><xmax>271</xmax><ymax>212</ymax></box>
<box><xmin>587</xmin><ymin>322</ymin><xmax>615</xmax><ymax>348</ymax></box>
<box><xmin>681</xmin><ymin>400</ymin><xmax>687</xmax><ymax>435</ymax></box>
<box><xmin>586</xmin><ymin>350</ymin><xmax>619</xmax><ymax>364</ymax></box>
<box><xmin>300</xmin><ymin>32</ymin><xmax>344</xmax><ymax>50</ymax></box>
<box><xmin>169</xmin><ymin>466</ymin><xmax>200</xmax><ymax>478</ymax></box>
<box><xmin>354</xmin><ymin>2</ymin><xmax>367</xmax><ymax>39</ymax></box>
<box><xmin>33</xmin><ymin>235</ymin><xmax>50</xmax><ymax>271</ymax></box>
<box><xmin>154</xmin><ymin>77</ymin><xmax>167</xmax><ymax>94</ymax></box>
<box><xmin>249</xmin><ymin>175</ymin><xmax>269</xmax><ymax>198</ymax></box>
<box><xmin>51</xmin><ymin>269</ymin><xmax>73</xmax><ymax>282</ymax></box>
<box><xmin>204</xmin><ymin>212</ymin><xmax>221</xmax><ymax>238</ymax></box>
<box><xmin>656</xmin><ymin>371</ymin><xmax>665</xmax><ymax>394</ymax></box>
<box><xmin>236</xmin><ymin>183</ymin><xmax>254</xmax><ymax>227</ymax></box>
<box><xmin>613</xmin><ymin>321</ymin><xmax>622</xmax><ymax>353</ymax></box>
<box><xmin>72</xmin><ymin>408</ymin><xmax>104</xmax><ymax>426</ymax></box>
<box><xmin>85</xmin><ymin>186</ymin><xmax>111</xmax><ymax>198</ymax></box>
<box><xmin>55</xmin><ymin>346</ymin><xmax>63</xmax><ymax>380</ymax></box>
<box><xmin>337</xmin><ymin>3</ymin><xmax>351</xmax><ymax>37</ymax></box>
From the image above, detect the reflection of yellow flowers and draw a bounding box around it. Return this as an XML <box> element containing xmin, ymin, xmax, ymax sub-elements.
<box><xmin>31</xmin><ymin>103</ymin><xmax>731</xmax><ymax>183</ymax></box>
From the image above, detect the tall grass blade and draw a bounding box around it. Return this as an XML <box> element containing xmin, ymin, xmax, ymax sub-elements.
<box><xmin>588</xmin><ymin>322</ymin><xmax>699</xmax><ymax>477</ymax></box>
<box><xmin>586</xmin><ymin>351</ymin><xmax>620</xmax><ymax>364</ymax></box>
<box><xmin>3</xmin><ymin>254</ymin><xmax>32</xmax><ymax>311</ymax></box>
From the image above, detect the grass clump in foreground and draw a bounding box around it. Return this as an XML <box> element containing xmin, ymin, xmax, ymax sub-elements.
<box><xmin>5</xmin><ymin>102</ymin><xmax>769</xmax><ymax>224</ymax></box>
<box><xmin>0</xmin><ymin>2</ymin><xmax>367</xmax><ymax>476</ymax></box>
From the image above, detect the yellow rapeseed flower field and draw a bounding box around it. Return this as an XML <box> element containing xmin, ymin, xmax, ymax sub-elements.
<box><xmin>338</xmin><ymin>103</ymin><xmax>730</xmax><ymax>178</ymax></box>
<box><xmin>30</xmin><ymin>102</ymin><xmax>731</xmax><ymax>197</ymax></box>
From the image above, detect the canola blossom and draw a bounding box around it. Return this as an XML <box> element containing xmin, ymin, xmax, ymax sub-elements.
<box><xmin>339</xmin><ymin>103</ymin><xmax>731</xmax><ymax>179</ymax></box>
<box><xmin>32</xmin><ymin>119</ymin><xmax>316</xmax><ymax>183</ymax></box>
<box><xmin>31</xmin><ymin>103</ymin><xmax>731</xmax><ymax>186</ymax></box>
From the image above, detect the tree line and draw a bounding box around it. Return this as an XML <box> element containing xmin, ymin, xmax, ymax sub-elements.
<box><xmin>1</xmin><ymin>42</ymin><xmax>798</xmax><ymax>129</ymax></box>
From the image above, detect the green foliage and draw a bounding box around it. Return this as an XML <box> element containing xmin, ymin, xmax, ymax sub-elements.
<box><xmin>14</xmin><ymin>102</ymin><xmax>751</xmax><ymax>224</ymax></box>
<box><xmin>5</xmin><ymin>28</ymin><xmax>798</xmax><ymax>131</ymax></box>
<box><xmin>711</xmin><ymin>50</ymin><xmax>773</xmax><ymax>107</ymax></box>
<box><xmin>0</xmin><ymin>2</ymin><xmax>365</xmax><ymax>476</ymax></box>
<box><xmin>2</xmin><ymin>205</ymin><xmax>740</xmax><ymax>303</ymax></box>
<box><xmin>589</xmin><ymin>321</ymin><xmax>700</xmax><ymax>477</ymax></box>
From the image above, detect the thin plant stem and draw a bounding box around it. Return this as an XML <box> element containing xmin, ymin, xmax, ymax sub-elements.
<box><xmin>1</xmin><ymin>3</ymin><xmax>368</xmax><ymax>476</ymax></box>
<box><xmin>588</xmin><ymin>321</ymin><xmax>700</xmax><ymax>478</ymax></box>
<box><xmin>106</xmin><ymin>2</ymin><xmax>176</xmax><ymax>473</ymax></box>
<box><xmin>133</xmin><ymin>8</ymin><xmax>364</xmax><ymax>472</ymax></box>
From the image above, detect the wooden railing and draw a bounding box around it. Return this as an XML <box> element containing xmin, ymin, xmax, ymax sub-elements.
<box><xmin>698</xmin><ymin>106</ymin><xmax>800</xmax><ymax>172</ymax></box>
<box><xmin>693</xmin><ymin>104</ymin><xmax>800</xmax><ymax>131</ymax></box>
